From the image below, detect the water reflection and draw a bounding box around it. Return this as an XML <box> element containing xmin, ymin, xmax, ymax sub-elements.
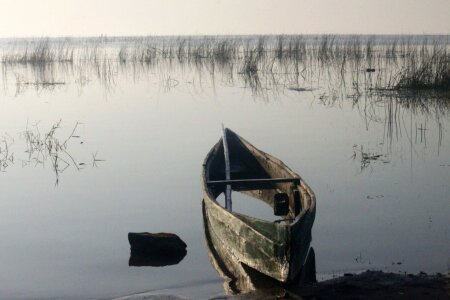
<box><xmin>129</xmin><ymin>251</ymin><xmax>187</xmax><ymax>267</ymax></box>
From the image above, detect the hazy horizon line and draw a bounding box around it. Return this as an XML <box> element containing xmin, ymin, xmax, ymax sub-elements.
<box><xmin>0</xmin><ymin>33</ymin><xmax>449</xmax><ymax>40</ymax></box>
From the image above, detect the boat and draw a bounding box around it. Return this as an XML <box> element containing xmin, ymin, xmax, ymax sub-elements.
<box><xmin>201</xmin><ymin>128</ymin><xmax>316</xmax><ymax>283</ymax></box>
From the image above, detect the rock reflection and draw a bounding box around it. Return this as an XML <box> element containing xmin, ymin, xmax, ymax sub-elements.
<box><xmin>129</xmin><ymin>251</ymin><xmax>187</xmax><ymax>267</ymax></box>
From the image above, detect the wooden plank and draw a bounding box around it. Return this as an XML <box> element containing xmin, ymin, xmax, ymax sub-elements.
<box><xmin>207</xmin><ymin>177</ymin><xmax>301</xmax><ymax>186</ymax></box>
<box><xmin>222</xmin><ymin>125</ymin><xmax>232</xmax><ymax>211</ymax></box>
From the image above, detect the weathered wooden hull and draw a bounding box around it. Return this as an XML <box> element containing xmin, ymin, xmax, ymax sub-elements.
<box><xmin>203</xmin><ymin>195</ymin><xmax>290</xmax><ymax>282</ymax></box>
<box><xmin>202</xmin><ymin>201</ymin><xmax>283</xmax><ymax>294</ymax></box>
<box><xmin>202</xmin><ymin>129</ymin><xmax>316</xmax><ymax>283</ymax></box>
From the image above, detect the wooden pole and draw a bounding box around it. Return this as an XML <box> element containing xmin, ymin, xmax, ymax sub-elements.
<box><xmin>207</xmin><ymin>177</ymin><xmax>301</xmax><ymax>186</ymax></box>
<box><xmin>222</xmin><ymin>125</ymin><xmax>232</xmax><ymax>211</ymax></box>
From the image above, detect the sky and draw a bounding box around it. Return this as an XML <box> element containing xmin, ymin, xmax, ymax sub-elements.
<box><xmin>0</xmin><ymin>0</ymin><xmax>449</xmax><ymax>37</ymax></box>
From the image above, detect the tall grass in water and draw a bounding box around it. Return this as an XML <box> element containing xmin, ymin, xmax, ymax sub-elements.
<box><xmin>1</xmin><ymin>39</ymin><xmax>74</xmax><ymax>64</ymax></box>
<box><xmin>394</xmin><ymin>46</ymin><xmax>449</xmax><ymax>90</ymax></box>
<box><xmin>1</xmin><ymin>35</ymin><xmax>449</xmax><ymax>95</ymax></box>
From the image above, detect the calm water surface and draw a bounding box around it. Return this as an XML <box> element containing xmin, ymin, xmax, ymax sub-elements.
<box><xmin>0</xmin><ymin>36</ymin><xmax>449</xmax><ymax>299</ymax></box>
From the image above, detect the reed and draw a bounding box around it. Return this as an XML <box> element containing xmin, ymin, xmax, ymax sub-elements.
<box><xmin>1</xmin><ymin>39</ymin><xmax>74</xmax><ymax>64</ymax></box>
<box><xmin>0</xmin><ymin>35</ymin><xmax>448</xmax><ymax>94</ymax></box>
<box><xmin>0</xmin><ymin>135</ymin><xmax>14</xmax><ymax>172</ymax></box>
<box><xmin>394</xmin><ymin>46</ymin><xmax>449</xmax><ymax>90</ymax></box>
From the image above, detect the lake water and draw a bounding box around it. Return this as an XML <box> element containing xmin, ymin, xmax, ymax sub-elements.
<box><xmin>0</xmin><ymin>35</ymin><xmax>449</xmax><ymax>299</ymax></box>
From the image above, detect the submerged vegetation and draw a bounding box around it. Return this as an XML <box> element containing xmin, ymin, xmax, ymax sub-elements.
<box><xmin>0</xmin><ymin>120</ymin><xmax>104</xmax><ymax>184</ymax></box>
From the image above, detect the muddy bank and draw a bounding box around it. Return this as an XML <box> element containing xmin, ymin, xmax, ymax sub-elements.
<box><xmin>217</xmin><ymin>271</ymin><xmax>449</xmax><ymax>300</ymax></box>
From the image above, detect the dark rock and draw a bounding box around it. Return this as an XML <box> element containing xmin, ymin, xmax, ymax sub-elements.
<box><xmin>419</xmin><ymin>271</ymin><xmax>427</xmax><ymax>276</ymax></box>
<box><xmin>128</xmin><ymin>232</ymin><xmax>187</xmax><ymax>256</ymax></box>
<box><xmin>128</xmin><ymin>232</ymin><xmax>187</xmax><ymax>267</ymax></box>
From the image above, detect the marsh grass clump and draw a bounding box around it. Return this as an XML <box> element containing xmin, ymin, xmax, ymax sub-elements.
<box><xmin>0</xmin><ymin>120</ymin><xmax>104</xmax><ymax>184</ymax></box>
<box><xmin>352</xmin><ymin>144</ymin><xmax>387</xmax><ymax>171</ymax></box>
<box><xmin>394</xmin><ymin>47</ymin><xmax>449</xmax><ymax>90</ymax></box>
<box><xmin>22</xmin><ymin>120</ymin><xmax>83</xmax><ymax>184</ymax></box>
<box><xmin>242</xmin><ymin>51</ymin><xmax>259</xmax><ymax>75</ymax></box>
<box><xmin>1</xmin><ymin>39</ymin><xmax>74</xmax><ymax>64</ymax></box>
<box><xmin>119</xmin><ymin>48</ymin><xmax>151</xmax><ymax>65</ymax></box>
<box><xmin>211</xmin><ymin>40</ymin><xmax>237</xmax><ymax>66</ymax></box>
<box><xmin>0</xmin><ymin>135</ymin><xmax>14</xmax><ymax>172</ymax></box>
<box><xmin>285</xmin><ymin>37</ymin><xmax>307</xmax><ymax>61</ymax></box>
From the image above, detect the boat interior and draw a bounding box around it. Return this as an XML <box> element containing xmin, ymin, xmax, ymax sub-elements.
<box><xmin>205</xmin><ymin>129</ymin><xmax>303</xmax><ymax>221</ymax></box>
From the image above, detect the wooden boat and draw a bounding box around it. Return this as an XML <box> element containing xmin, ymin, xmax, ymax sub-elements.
<box><xmin>202</xmin><ymin>128</ymin><xmax>316</xmax><ymax>283</ymax></box>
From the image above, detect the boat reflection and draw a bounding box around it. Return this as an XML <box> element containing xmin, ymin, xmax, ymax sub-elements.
<box><xmin>202</xmin><ymin>201</ymin><xmax>316</xmax><ymax>295</ymax></box>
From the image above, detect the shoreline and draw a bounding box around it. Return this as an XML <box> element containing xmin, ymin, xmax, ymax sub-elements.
<box><xmin>218</xmin><ymin>270</ymin><xmax>450</xmax><ymax>300</ymax></box>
